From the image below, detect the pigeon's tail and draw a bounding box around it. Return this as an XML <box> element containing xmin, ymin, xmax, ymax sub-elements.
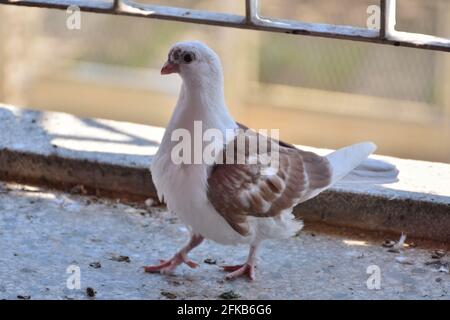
<box><xmin>335</xmin><ymin>157</ymin><xmax>399</xmax><ymax>186</ymax></box>
<box><xmin>325</xmin><ymin>142</ymin><xmax>399</xmax><ymax>186</ymax></box>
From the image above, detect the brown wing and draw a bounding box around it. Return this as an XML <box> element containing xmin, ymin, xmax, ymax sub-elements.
<box><xmin>237</xmin><ymin>122</ymin><xmax>297</xmax><ymax>150</ymax></box>
<box><xmin>207</xmin><ymin>128</ymin><xmax>332</xmax><ymax>236</ymax></box>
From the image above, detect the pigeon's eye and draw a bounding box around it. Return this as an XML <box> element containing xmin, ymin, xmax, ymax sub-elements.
<box><xmin>172</xmin><ymin>49</ymin><xmax>181</xmax><ymax>60</ymax></box>
<box><xmin>183</xmin><ymin>52</ymin><xmax>194</xmax><ymax>63</ymax></box>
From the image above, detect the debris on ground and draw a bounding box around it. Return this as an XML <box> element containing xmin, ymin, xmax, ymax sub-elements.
<box><xmin>438</xmin><ymin>266</ymin><xmax>449</xmax><ymax>274</ymax></box>
<box><xmin>86</xmin><ymin>287</ymin><xmax>96</xmax><ymax>298</ymax></box>
<box><xmin>393</xmin><ymin>233</ymin><xmax>407</xmax><ymax>250</ymax></box>
<box><xmin>124</xmin><ymin>207</ymin><xmax>145</xmax><ymax>215</ymax></box>
<box><xmin>167</xmin><ymin>279</ymin><xmax>183</xmax><ymax>287</ymax></box>
<box><xmin>204</xmin><ymin>258</ymin><xmax>217</xmax><ymax>265</ymax></box>
<box><xmin>431</xmin><ymin>250</ymin><xmax>446</xmax><ymax>259</ymax></box>
<box><xmin>1</xmin><ymin>182</ymin><xmax>448</xmax><ymax>300</ymax></box>
<box><xmin>160</xmin><ymin>291</ymin><xmax>177</xmax><ymax>299</ymax></box>
<box><xmin>70</xmin><ymin>185</ymin><xmax>87</xmax><ymax>195</ymax></box>
<box><xmin>17</xmin><ymin>295</ymin><xmax>31</xmax><ymax>300</ymax></box>
<box><xmin>89</xmin><ymin>262</ymin><xmax>102</xmax><ymax>269</ymax></box>
<box><xmin>425</xmin><ymin>260</ymin><xmax>444</xmax><ymax>267</ymax></box>
<box><xmin>19</xmin><ymin>185</ymin><xmax>42</xmax><ymax>193</ymax></box>
<box><xmin>395</xmin><ymin>256</ymin><xmax>414</xmax><ymax>265</ymax></box>
<box><xmin>382</xmin><ymin>240</ymin><xmax>396</xmax><ymax>248</ymax></box>
<box><xmin>424</xmin><ymin>260</ymin><xmax>449</xmax><ymax>273</ymax></box>
<box><xmin>145</xmin><ymin>198</ymin><xmax>158</xmax><ymax>208</ymax></box>
<box><xmin>384</xmin><ymin>233</ymin><xmax>407</xmax><ymax>253</ymax></box>
<box><xmin>219</xmin><ymin>290</ymin><xmax>241</xmax><ymax>300</ymax></box>
<box><xmin>110</xmin><ymin>255</ymin><xmax>131</xmax><ymax>263</ymax></box>
<box><xmin>407</xmin><ymin>242</ymin><xmax>417</xmax><ymax>248</ymax></box>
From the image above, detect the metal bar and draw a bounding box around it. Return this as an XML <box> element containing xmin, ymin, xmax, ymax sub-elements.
<box><xmin>384</xmin><ymin>0</ymin><xmax>397</xmax><ymax>36</ymax></box>
<box><xmin>113</xmin><ymin>0</ymin><xmax>120</xmax><ymax>11</ymax></box>
<box><xmin>380</xmin><ymin>0</ymin><xmax>387</xmax><ymax>39</ymax></box>
<box><xmin>0</xmin><ymin>0</ymin><xmax>449</xmax><ymax>52</ymax></box>
<box><xmin>245</xmin><ymin>0</ymin><xmax>258</xmax><ymax>24</ymax></box>
<box><xmin>0</xmin><ymin>0</ymin><xmax>116</xmax><ymax>11</ymax></box>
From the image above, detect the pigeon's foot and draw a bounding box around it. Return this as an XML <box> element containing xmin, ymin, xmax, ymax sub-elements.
<box><xmin>222</xmin><ymin>244</ymin><xmax>258</xmax><ymax>281</ymax></box>
<box><xmin>222</xmin><ymin>263</ymin><xmax>256</xmax><ymax>281</ymax></box>
<box><xmin>143</xmin><ymin>233</ymin><xmax>203</xmax><ymax>275</ymax></box>
<box><xmin>144</xmin><ymin>252</ymin><xmax>198</xmax><ymax>274</ymax></box>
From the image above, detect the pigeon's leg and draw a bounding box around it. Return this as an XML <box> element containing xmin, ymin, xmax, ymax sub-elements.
<box><xmin>144</xmin><ymin>233</ymin><xmax>203</xmax><ymax>274</ymax></box>
<box><xmin>222</xmin><ymin>244</ymin><xmax>258</xmax><ymax>281</ymax></box>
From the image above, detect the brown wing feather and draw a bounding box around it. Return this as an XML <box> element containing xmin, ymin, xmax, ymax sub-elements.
<box><xmin>236</xmin><ymin>122</ymin><xmax>297</xmax><ymax>150</ymax></box>
<box><xmin>207</xmin><ymin>127</ymin><xmax>332</xmax><ymax>236</ymax></box>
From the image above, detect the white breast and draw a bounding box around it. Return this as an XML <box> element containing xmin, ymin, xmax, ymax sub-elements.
<box><xmin>151</xmin><ymin>151</ymin><xmax>249</xmax><ymax>245</ymax></box>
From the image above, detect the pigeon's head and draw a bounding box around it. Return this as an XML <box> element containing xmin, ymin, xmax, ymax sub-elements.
<box><xmin>161</xmin><ymin>41</ymin><xmax>222</xmax><ymax>82</ymax></box>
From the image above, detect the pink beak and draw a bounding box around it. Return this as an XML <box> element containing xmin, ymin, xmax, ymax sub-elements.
<box><xmin>161</xmin><ymin>61</ymin><xmax>179</xmax><ymax>75</ymax></box>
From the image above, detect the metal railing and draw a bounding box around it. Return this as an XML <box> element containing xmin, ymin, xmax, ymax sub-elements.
<box><xmin>1</xmin><ymin>0</ymin><xmax>449</xmax><ymax>52</ymax></box>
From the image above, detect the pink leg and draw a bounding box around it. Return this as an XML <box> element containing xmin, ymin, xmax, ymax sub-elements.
<box><xmin>144</xmin><ymin>234</ymin><xmax>203</xmax><ymax>275</ymax></box>
<box><xmin>222</xmin><ymin>245</ymin><xmax>258</xmax><ymax>281</ymax></box>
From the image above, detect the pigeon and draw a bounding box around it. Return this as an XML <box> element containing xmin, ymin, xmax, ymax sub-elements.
<box><xmin>144</xmin><ymin>41</ymin><xmax>399</xmax><ymax>280</ymax></box>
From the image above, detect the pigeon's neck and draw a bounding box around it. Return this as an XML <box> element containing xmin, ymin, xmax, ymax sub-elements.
<box><xmin>168</xmin><ymin>78</ymin><xmax>237</xmax><ymax>134</ymax></box>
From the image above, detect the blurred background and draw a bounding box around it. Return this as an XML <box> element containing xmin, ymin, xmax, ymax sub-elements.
<box><xmin>0</xmin><ymin>0</ymin><xmax>449</xmax><ymax>162</ymax></box>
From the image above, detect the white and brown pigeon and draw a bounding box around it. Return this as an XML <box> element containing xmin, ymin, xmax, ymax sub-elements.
<box><xmin>144</xmin><ymin>41</ymin><xmax>398</xmax><ymax>280</ymax></box>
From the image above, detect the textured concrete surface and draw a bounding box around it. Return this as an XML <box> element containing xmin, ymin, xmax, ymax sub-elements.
<box><xmin>0</xmin><ymin>104</ymin><xmax>158</xmax><ymax>200</ymax></box>
<box><xmin>0</xmin><ymin>181</ymin><xmax>448</xmax><ymax>300</ymax></box>
<box><xmin>1</xmin><ymin>104</ymin><xmax>450</xmax><ymax>241</ymax></box>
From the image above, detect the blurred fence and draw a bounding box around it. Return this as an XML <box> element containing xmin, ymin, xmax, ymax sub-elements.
<box><xmin>0</xmin><ymin>0</ymin><xmax>449</xmax><ymax>162</ymax></box>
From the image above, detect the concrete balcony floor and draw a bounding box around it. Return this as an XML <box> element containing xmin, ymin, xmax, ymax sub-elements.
<box><xmin>0</xmin><ymin>181</ymin><xmax>448</xmax><ymax>300</ymax></box>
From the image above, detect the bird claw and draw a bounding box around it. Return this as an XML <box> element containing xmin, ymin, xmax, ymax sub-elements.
<box><xmin>222</xmin><ymin>263</ymin><xmax>255</xmax><ymax>281</ymax></box>
<box><xmin>221</xmin><ymin>264</ymin><xmax>245</xmax><ymax>272</ymax></box>
<box><xmin>144</xmin><ymin>253</ymin><xmax>198</xmax><ymax>274</ymax></box>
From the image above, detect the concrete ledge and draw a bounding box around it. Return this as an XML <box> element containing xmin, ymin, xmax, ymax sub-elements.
<box><xmin>1</xmin><ymin>105</ymin><xmax>449</xmax><ymax>242</ymax></box>
<box><xmin>0</xmin><ymin>149</ymin><xmax>155</xmax><ymax>201</ymax></box>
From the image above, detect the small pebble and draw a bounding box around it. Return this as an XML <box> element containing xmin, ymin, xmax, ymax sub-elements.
<box><xmin>110</xmin><ymin>255</ymin><xmax>130</xmax><ymax>263</ymax></box>
<box><xmin>89</xmin><ymin>262</ymin><xmax>102</xmax><ymax>269</ymax></box>
<box><xmin>161</xmin><ymin>291</ymin><xmax>177</xmax><ymax>299</ymax></box>
<box><xmin>431</xmin><ymin>250</ymin><xmax>446</xmax><ymax>259</ymax></box>
<box><xmin>204</xmin><ymin>258</ymin><xmax>217</xmax><ymax>265</ymax></box>
<box><xmin>219</xmin><ymin>290</ymin><xmax>240</xmax><ymax>300</ymax></box>
<box><xmin>86</xmin><ymin>287</ymin><xmax>96</xmax><ymax>298</ymax></box>
<box><xmin>382</xmin><ymin>240</ymin><xmax>396</xmax><ymax>248</ymax></box>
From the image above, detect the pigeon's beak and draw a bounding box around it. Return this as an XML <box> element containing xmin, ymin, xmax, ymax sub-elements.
<box><xmin>161</xmin><ymin>61</ymin><xmax>179</xmax><ymax>75</ymax></box>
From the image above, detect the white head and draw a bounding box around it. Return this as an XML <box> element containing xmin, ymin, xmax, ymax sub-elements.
<box><xmin>161</xmin><ymin>41</ymin><xmax>223</xmax><ymax>86</ymax></box>
<box><xmin>161</xmin><ymin>41</ymin><xmax>236</xmax><ymax>132</ymax></box>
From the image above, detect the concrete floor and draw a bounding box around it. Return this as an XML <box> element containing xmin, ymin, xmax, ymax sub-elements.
<box><xmin>0</xmin><ymin>181</ymin><xmax>448</xmax><ymax>300</ymax></box>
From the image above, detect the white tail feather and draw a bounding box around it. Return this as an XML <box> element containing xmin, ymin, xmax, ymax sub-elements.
<box><xmin>336</xmin><ymin>158</ymin><xmax>399</xmax><ymax>185</ymax></box>
<box><xmin>326</xmin><ymin>142</ymin><xmax>377</xmax><ymax>185</ymax></box>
